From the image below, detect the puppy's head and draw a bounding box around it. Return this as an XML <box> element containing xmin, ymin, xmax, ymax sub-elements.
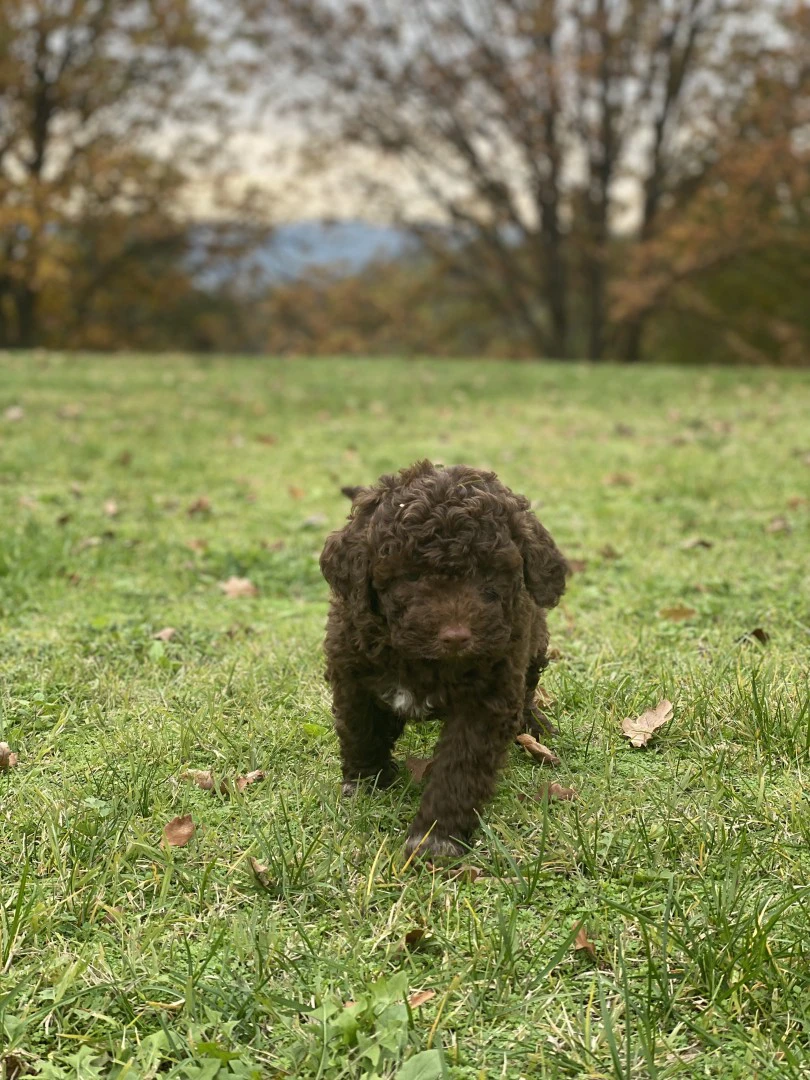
<box><xmin>321</xmin><ymin>460</ymin><xmax>568</xmax><ymax>661</ymax></box>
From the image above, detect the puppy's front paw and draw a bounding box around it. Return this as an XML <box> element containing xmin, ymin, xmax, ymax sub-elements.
<box><xmin>405</xmin><ymin>830</ymin><xmax>466</xmax><ymax>862</ymax></box>
<box><xmin>341</xmin><ymin>780</ymin><xmax>359</xmax><ymax>797</ymax></box>
<box><xmin>522</xmin><ymin>707</ymin><xmax>559</xmax><ymax>740</ymax></box>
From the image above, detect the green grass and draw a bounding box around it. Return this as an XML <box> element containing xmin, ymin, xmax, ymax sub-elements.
<box><xmin>1</xmin><ymin>352</ymin><xmax>809</xmax><ymax>1079</ymax></box>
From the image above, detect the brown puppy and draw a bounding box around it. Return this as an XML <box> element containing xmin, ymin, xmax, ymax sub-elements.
<box><xmin>320</xmin><ymin>460</ymin><xmax>568</xmax><ymax>859</ymax></box>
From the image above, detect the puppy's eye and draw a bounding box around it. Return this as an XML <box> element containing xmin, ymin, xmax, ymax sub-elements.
<box><xmin>403</xmin><ymin>571</ymin><xmax>422</xmax><ymax>582</ymax></box>
<box><xmin>483</xmin><ymin>586</ymin><xmax>501</xmax><ymax>603</ymax></box>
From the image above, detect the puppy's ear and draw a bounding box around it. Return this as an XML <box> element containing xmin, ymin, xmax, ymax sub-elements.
<box><xmin>511</xmin><ymin>507</ymin><xmax>568</xmax><ymax>610</ymax></box>
<box><xmin>320</xmin><ymin>487</ymin><xmax>381</xmax><ymax>604</ymax></box>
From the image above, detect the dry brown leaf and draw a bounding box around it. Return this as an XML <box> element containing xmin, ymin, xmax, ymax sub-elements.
<box><xmin>288</xmin><ymin>486</ymin><xmax>306</xmax><ymax>500</ymax></box>
<box><xmin>154</xmin><ymin>627</ymin><xmax>177</xmax><ymax>641</ymax></box>
<box><xmin>765</xmin><ymin>516</ymin><xmax>791</xmax><ymax>534</ymax></box>
<box><xmin>447</xmin><ymin>864</ymin><xmax>485</xmax><ymax>883</ymax></box>
<box><xmin>599</xmin><ymin>544</ymin><xmax>621</xmax><ymax>560</ymax></box>
<box><xmin>516</xmin><ymin>733</ymin><xmax>560</xmax><ymax>766</ymax></box>
<box><xmin>534</xmin><ymin>686</ymin><xmax>556</xmax><ymax>708</ymax></box>
<box><xmin>181</xmin><ymin>769</ymin><xmax>215</xmax><ymax>790</ymax></box>
<box><xmin>614</xmin><ymin>423</ymin><xmax>635</xmax><ymax>437</ymax></box>
<box><xmin>402</xmin><ymin>927</ymin><xmax>428</xmax><ymax>949</ymax></box>
<box><xmin>574</xmin><ymin>924</ymin><xmax>597</xmax><ymax>960</ymax></box>
<box><xmin>250</xmin><ymin>857</ymin><xmax>273</xmax><ymax>888</ymax></box>
<box><xmin>116</xmin><ymin>450</ymin><xmax>132</xmax><ymax>466</ymax></box>
<box><xmin>186</xmin><ymin>538</ymin><xmax>208</xmax><ymax>552</ymax></box>
<box><xmin>737</xmin><ymin>627</ymin><xmax>770</xmax><ymax>645</ymax></box>
<box><xmin>546</xmin><ymin>647</ymin><xmax>563</xmax><ymax>662</ymax></box>
<box><xmin>787</xmin><ymin>496</ymin><xmax>808</xmax><ymax>510</ymax></box>
<box><xmin>4</xmin><ymin>405</ymin><xmax>24</xmax><ymax>422</ymax></box>
<box><xmin>405</xmin><ymin>756</ymin><xmax>434</xmax><ymax>783</ymax></box>
<box><xmin>407</xmin><ymin>989</ymin><xmax>436</xmax><ymax>1009</ymax></box>
<box><xmin>621</xmin><ymin>699</ymin><xmax>673</xmax><ymax>748</ymax></box>
<box><xmin>56</xmin><ymin>512</ymin><xmax>71</xmax><ymax>526</ymax></box>
<box><xmin>163</xmin><ymin>814</ymin><xmax>195</xmax><ymax>847</ymax></box>
<box><xmin>0</xmin><ymin>742</ymin><xmax>19</xmax><ymax>770</ymax></box>
<box><xmin>603</xmin><ymin>472</ymin><xmax>634</xmax><ymax>487</ymax></box>
<box><xmin>219</xmin><ymin>576</ymin><xmax>258</xmax><ymax>598</ymax></box>
<box><xmin>18</xmin><ymin>495</ymin><xmax>37</xmax><ymax>509</ymax></box>
<box><xmin>103</xmin><ymin>499</ymin><xmax>119</xmax><ymax>518</ymax></box>
<box><xmin>235</xmin><ymin>769</ymin><xmax>266</xmax><ymax>793</ymax></box>
<box><xmin>681</xmin><ymin>537</ymin><xmax>713</xmax><ymax>550</ymax></box>
<box><xmin>567</xmin><ymin>558</ymin><xmax>588</xmax><ymax>574</ymax></box>
<box><xmin>70</xmin><ymin>481</ymin><xmax>83</xmax><ymax>498</ymax></box>
<box><xmin>659</xmin><ymin>604</ymin><xmax>697</xmax><ymax>621</ymax></box>
<box><xmin>535</xmin><ymin>782</ymin><xmax>577</xmax><ymax>802</ymax></box>
<box><xmin>187</xmin><ymin>496</ymin><xmax>211</xmax><ymax>516</ymax></box>
<box><xmin>256</xmin><ymin>433</ymin><xmax>278</xmax><ymax>445</ymax></box>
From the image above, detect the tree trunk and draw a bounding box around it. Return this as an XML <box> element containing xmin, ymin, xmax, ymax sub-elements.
<box><xmin>14</xmin><ymin>285</ymin><xmax>38</xmax><ymax>348</ymax></box>
<box><xmin>619</xmin><ymin>316</ymin><xmax>646</xmax><ymax>362</ymax></box>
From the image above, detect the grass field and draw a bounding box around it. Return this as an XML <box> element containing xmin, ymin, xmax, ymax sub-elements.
<box><xmin>1</xmin><ymin>353</ymin><xmax>809</xmax><ymax>1079</ymax></box>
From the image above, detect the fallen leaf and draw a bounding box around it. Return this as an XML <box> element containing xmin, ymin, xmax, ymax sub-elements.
<box><xmin>546</xmin><ymin>647</ymin><xmax>563</xmax><ymax>661</ymax></box>
<box><xmin>219</xmin><ymin>576</ymin><xmax>258</xmax><ymax>598</ymax></box>
<box><xmin>261</xmin><ymin>539</ymin><xmax>286</xmax><ymax>552</ymax></box>
<box><xmin>18</xmin><ymin>495</ymin><xmax>37</xmax><ymax>509</ymax></box>
<box><xmin>574</xmin><ymin>923</ymin><xmax>597</xmax><ymax>960</ymax></box>
<box><xmin>76</xmin><ymin>536</ymin><xmax>102</xmax><ymax>551</ymax></box>
<box><xmin>534</xmin><ymin>782</ymin><xmax>577</xmax><ymax>802</ymax></box>
<box><xmin>4</xmin><ymin>405</ymin><xmax>24</xmax><ymax>422</ymax></box>
<box><xmin>288</xmin><ymin>486</ymin><xmax>306</xmax><ymax>500</ymax></box>
<box><xmin>250</xmin><ymin>857</ymin><xmax>273</xmax><ymax>888</ymax></box>
<box><xmin>681</xmin><ymin>537</ymin><xmax>713</xmax><ymax>550</ymax></box>
<box><xmin>235</xmin><ymin>769</ymin><xmax>266</xmax><ymax>793</ymax></box>
<box><xmin>402</xmin><ymin>927</ymin><xmax>428</xmax><ymax>949</ymax></box>
<box><xmin>659</xmin><ymin>604</ymin><xmax>698</xmax><ymax>621</ymax></box>
<box><xmin>154</xmin><ymin>627</ymin><xmax>177</xmax><ymax>641</ymax></box>
<box><xmin>787</xmin><ymin>497</ymin><xmax>808</xmax><ymax>510</ymax></box>
<box><xmin>256</xmin><ymin>433</ymin><xmax>278</xmax><ymax>445</ymax></box>
<box><xmin>447</xmin><ymin>864</ymin><xmax>485</xmax><ymax>883</ymax></box>
<box><xmin>765</xmin><ymin>516</ymin><xmax>791</xmax><ymax>534</ymax></box>
<box><xmin>116</xmin><ymin>450</ymin><xmax>132</xmax><ymax>466</ymax></box>
<box><xmin>614</xmin><ymin>423</ymin><xmax>635</xmax><ymax>437</ymax></box>
<box><xmin>163</xmin><ymin>814</ymin><xmax>195</xmax><ymax>847</ymax></box>
<box><xmin>567</xmin><ymin>558</ymin><xmax>588</xmax><ymax>573</ymax></box>
<box><xmin>405</xmin><ymin>756</ymin><xmax>434</xmax><ymax>783</ymax></box>
<box><xmin>181</xmin><ymin>769</ymin><xmax>215</xmax><ymax>790</ymax></box>
<box><xmin>599</xmin><ymin>544</ymin><xmax>621</xmax><ymax>560</ymax></box>
<box><xmin>56</xmin><ymin>512</ymin><xmax>71</xmax><ymax>526</ymax></box>
<box><xmin>515</xmin><ymin>733</ymin><xmax>560</xmax><ymax>766</ymax></box>
<box><xmin>103</xmin><ymin>499</ymin><xmax>119</xmax><ymax>518</ymax></box>
<box><xmin>603</xmin><ymin>472</ymin><xmax>634</xmax><ymax>487</ymax></box>
<box><xmin>187</xmin><ymin>496</ymin><xmax>211</xmax><ymax>516</ymax></box>
<box><xmin>0</xmin><ymin>742</ymin><xmax>19</xmax><ymax>769</ymax></box>
<box><xmin>407</xmin><ymin>989</ymin><xmax>436</xmax><ymax>1009</ymax></box>
<box><xmin>70</xmin><ymin>482</ymin><xmax>83</xmax><ymax>498</ymax></box>
<box><xmin>737</xmin><ymin>627</ymin><xmax>770</xmax><ymax>645</ymax></box>
<box><xmin>621</xmin><ymin>699</ymin><xmax>673</xmax><ymax>748</ymax></box>
<box><xmin>185</xmin><ymin>538</ymin><xmax>208</xmax><ymax>552</ymax></box>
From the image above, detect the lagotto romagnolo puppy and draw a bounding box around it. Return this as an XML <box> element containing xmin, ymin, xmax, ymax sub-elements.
<box><xmin>319</xmin><ymin>460</ymin><xmax>568</xmax><ymax>859</ymax></box>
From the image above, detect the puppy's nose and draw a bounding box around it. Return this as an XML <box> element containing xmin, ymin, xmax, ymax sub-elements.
<box><xmin>439</xmin><ymin>624</ymin><xmax>472</xmax><ymax>648</ymax></box>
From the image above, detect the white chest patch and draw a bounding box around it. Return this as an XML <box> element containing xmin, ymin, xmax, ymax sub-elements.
<box><xmin>381</xmin><ymin>686</ymin><xmax>434</xmax><ymax>720</ymax></box>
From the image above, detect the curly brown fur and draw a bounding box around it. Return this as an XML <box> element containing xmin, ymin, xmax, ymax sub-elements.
<box><xmin>320</xmin><ymin>460</ymin><xmax>568</xmax><ymax>860</ymax></box>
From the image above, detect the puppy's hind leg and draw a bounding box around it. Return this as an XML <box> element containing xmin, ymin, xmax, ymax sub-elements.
<box><xmin>519</xmin><ymin>654</ymin><xmax>558</xmax><ymax>740</ymax></box>
<box><xmin>331</xmin><ymin>682</ymin><xmax>405</xmax><ymax>795</ymax></box>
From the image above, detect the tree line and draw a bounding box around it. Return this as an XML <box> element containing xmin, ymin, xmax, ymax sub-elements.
<box><xmin>1</xmin><ymin>0</ymin><xmax>808</xmax><ymax>363</ymax></box>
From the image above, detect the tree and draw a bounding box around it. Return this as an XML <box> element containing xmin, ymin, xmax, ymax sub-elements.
<box><xmin>258</xmin><ymin>0</ymin><xmax>807</xmax><ymax>361</ymax></box>
<box><xmin>0</xmin><ymin>0</ymin><xmax>252</xmax><ymax>348</ymax></box>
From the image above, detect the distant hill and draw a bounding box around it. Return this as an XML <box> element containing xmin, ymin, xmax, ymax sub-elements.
<box><xmin>259</xmin><ymin>220</ymin><xmax>414</xmax><ymax>279</ymax></box>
